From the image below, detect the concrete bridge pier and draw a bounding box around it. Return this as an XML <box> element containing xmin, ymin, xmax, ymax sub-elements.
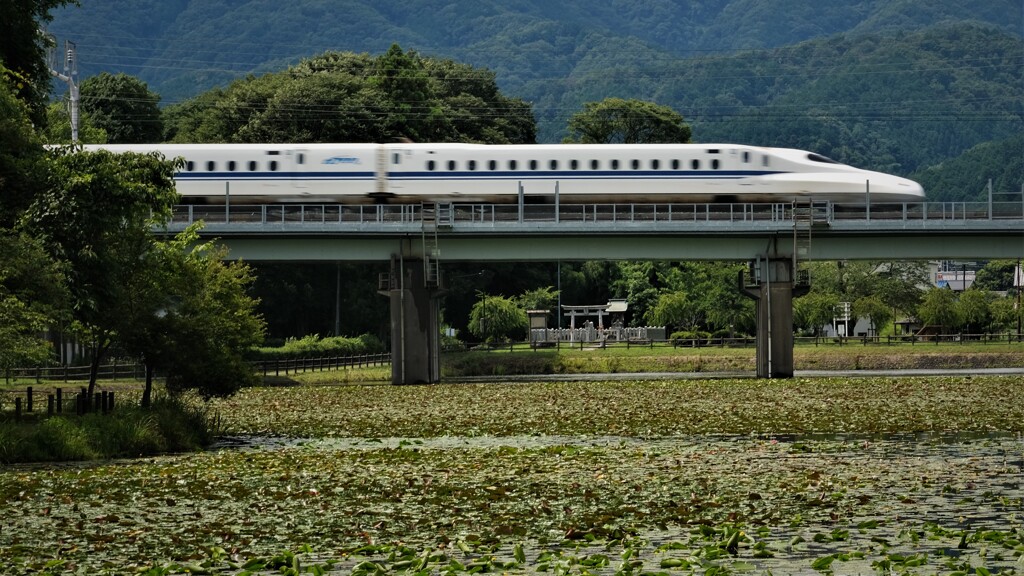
<box><xmin>379</xmin><ymin>257</ymin><xmax>443</xmax><ymax>385</ymax></box>
<box><xmin>740</xmin><ymin>258</ymin><xmax>809</xmax><ymax>378</ymax></box>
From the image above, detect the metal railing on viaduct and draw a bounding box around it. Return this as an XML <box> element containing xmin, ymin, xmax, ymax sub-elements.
<box><xmin>166</xmin><ymin>200</ymin><xmax>1024</xmax><ymax>262</ymax></box>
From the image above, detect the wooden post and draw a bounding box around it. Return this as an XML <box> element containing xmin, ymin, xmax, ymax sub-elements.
<box><xmin>101</xmin><ymin>391</ymin><xmax>108</xmax><ymax>414</ymax></box>
<box><xmin>26</xmin><ymin>386</ymin><xmax>33</xmax><ymax>412</ymax></box>
<box><xmin>15</xmin><ymin>397</ymin><xmax>22</xmax><ymax>420</ymax></box>
<box><xmin>108</xmin><ymin>391</ymin><xmax>115</xmax><ymax>412</ymax></box>
<box><xmin>47</xmin><ymin>394</ymin><xmax>55</xmax><ymax>416</ymax></box>
<box><xmin>94</xmin><ymin>392</ymin><xmax>102</xmax><ymax>413</ymax></box>
<box><xmin>56</xmin><ymin>388</ymin><xmax>63</xmax><ymax>414</ymax></box>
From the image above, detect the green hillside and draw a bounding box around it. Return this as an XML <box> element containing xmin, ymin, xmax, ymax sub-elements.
<box><xmin>911</xmin><ymin>133</ymin><xmax>1024</xmax><ymax>202</ymax></box>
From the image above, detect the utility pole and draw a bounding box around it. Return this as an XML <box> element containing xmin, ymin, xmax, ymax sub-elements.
<box><xmin>48</xmin><ymin>38</ymin><xmax>80</xmax><ymax>142</ymax></box>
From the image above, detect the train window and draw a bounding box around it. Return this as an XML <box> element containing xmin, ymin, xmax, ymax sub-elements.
<box><xmin>186</xmin><ymin>161</ymin><xmax>195</xmax><ymax>171</ymax></box>
<box><xmin>762</xmin><ymin>155</ymin><xmax>770</xmax><ymax>167</ymax></box>
<box><xmin>248</xmin><ymin>161</ymin><xmax>257</xmax><ymax>171</ymax></box>
<box><xmin>227</xmin><ymin>161</ymin><xmax>236</xmax><ymax>171</ymax></box>
<box><xmin>269</xmin><ymin>161</ymin><xmax>278</xmax><ymax>171</ymax></box>
<box><xmin>590</xmin><ymin>159</ymin><xmax>599</xmax><ymax>170</ymax></box>
<box><xmin>549</xmin><ymin>159</ymin><xmax>558</xmax><ymax>170</ymax></box>
<box><xmin>488</xmin><ymin>160</ymin><xmax>497</xmax><ymax>170</ymax></box>
<box><xmin>611</xmin><ymin>159</ymin><xmax>620</xmax><ymax>170</ymax></box>
<box><xmin>267</xmin><ymin>150</ymin><xmax>280</xmax><ymax>156</ymax></box>
<box><xmin>297</xmin><ymin>153</ymin><xmax>305</xmax><ymax>164</ymax></box>
<box><xmin>206</xmin><ymin>161</ymin><xmax>216</xmax><ymax>171</ymax></box>
<box><xmin>651</xmin><ymin>159</ymin><xmax>660</xmax><ymax>170</ymax></box>
<box><xmin>671</xmin><ymin>159</ymin><xmax>680</xmax><ymax>170</ymax></box>
<box><xmin>707</xmin><ymin>149</ymin><xmax>720</xmax><ymax>154</ymax></box>
<box><xmin>508</xmin><ymin>160</ymin><xmax>517</xmax><ymax>170</ymax></box>
<box><xmin>631</xmin><ymin>159</ymin><xmax>639</xmax><ymax>170</ymax></box>
<box><xmin>468</xmin><ymin>160</ymin><xmax>477</xmax><ymax>171</ymax></box>
<box><xmin>807</xmin><ymin>153</ymin><xmax>840</xmax><ymax>164</ymax></box>
<box><xmin>448</xmin><ymin>160</ymin><xmax>456</xmax><ymax>171</ymax></box>
<box><xmin>392</xmin><ymin>153</ymin><xmax>400</xmax><ymax>165</ymax></box>
<box><xmin>711</xmin><ymin>159</ymin><xmax>720</xmax><ymax>170</ymax></box>
<box><xmin>742</xmin><ymin>151</ymin><xmax>750</xmax><ymax>163</ymax></box>
<box><xmin>529</xmin><ymin>160</ymin><xmax>538</xmax><ymax>170</ymax></box>
<box><xmin>691</xmin><ymin>159</ymin><xmax>701</xmax><ymax>170</ymax></box>
<box><xmin>570</xmin><ymin>160</ymin><xmax>579</xmax><ymax>170</ymax></box>
<box><xmin>427</xmin><ymin>160</ymin><xmax>436</xmax><ymax>171</ymax></box>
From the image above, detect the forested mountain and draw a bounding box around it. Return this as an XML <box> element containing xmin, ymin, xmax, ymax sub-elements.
<box><xmin>46</xmin><ymin>0</ymin><xmax>1023</xmax><ymax>196</ymax></box>
<box><xmin>910</xmin><ymin>133</ymin><xmax>1024</xmax><ymax>203</ymax></box>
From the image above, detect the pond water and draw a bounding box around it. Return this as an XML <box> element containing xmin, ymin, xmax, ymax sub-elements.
<box><xmin>2</xmin><ymin>432</ymin><xmax>1021</xmax><ymax>574</ymax></box>
<box><xmin>203</xmin><ymin>432</ymin><xmax>1024</xmax><ymax>575</ymax></box>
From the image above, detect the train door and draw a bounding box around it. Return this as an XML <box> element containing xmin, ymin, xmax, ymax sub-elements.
<box><xmin>290</xmin><ymin>148</ymin><xmax>308</xmax><ymax>189</ymax></box>
<box><xmin>385</xmin><ymin>147</ymin><xmax>413</xmax><ymax>197</ymax></box>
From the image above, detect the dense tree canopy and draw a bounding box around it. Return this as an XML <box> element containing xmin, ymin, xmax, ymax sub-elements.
<box><xmin>0</xmin><ymin>231</ymin><xmax>67</xmax><ymax>372</ymax></box>
<box><xmin>565</xmin><ymin>98</ymin><xmax>691</xmax><ymax>144</ymax></box>
<box><xmin>0</xmin><ymin>73</ymin><xmax>47</xmax><ymax>227</ymax></box>
<box><xmin>80</xmin><ymin>72</ymin><xmax>163</xmax><ymax>143</ymax></box>
<box><xmin>160</xmin><ymin>231</ymin><xmax>265</xmax><ymax>399</ymax></box>
<box><xmin>164</xmin><ymin>46</ymin><xmax>536</xmax><ymax>145</ymax></box>
<box><xmin>0</xmin><ymin>0</ymin><xmax>75</xmax><ymax>125</ymax></box>
<box><xmin>21</xmin><ymin>147</ymin><xmax>179</xmax><ymax>391</ymax></box>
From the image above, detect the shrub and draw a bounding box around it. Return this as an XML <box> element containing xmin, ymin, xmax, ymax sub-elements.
<box><xmin>251</xmin><ymin>333</ymin><xmax>385</xmax><ymax>361</ymax></box>
<box><xmin>0</xmin><ymin>395</ymin><xmax>216</xmax><ymax>463</ymax></box>
<box><xmin>670</xmin><ymin>330</ymin><xmax>711</xmax><ymax>346</ymax></box>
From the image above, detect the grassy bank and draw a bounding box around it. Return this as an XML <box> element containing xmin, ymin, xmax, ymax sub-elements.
<box><xmin>442</xmin><ymin>341</ymin><xmax>1024</xmax><ymax>376</ymax></box>
<box><xmin>0</xmin><ymin>395</ymin><xmax>217</xmax><ymax>463</ymax></box>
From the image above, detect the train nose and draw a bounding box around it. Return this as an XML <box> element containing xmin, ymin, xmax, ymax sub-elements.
<box><xmin>895</xmin><ymin>176</ymin><xmax>925</xmax><ymax>200</ymax></box>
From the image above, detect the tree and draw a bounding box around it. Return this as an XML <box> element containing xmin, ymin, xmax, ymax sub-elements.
<box><xmin>957</xmin><ymin>289</ymin><xmax>992</xmax><ymax>334</ymax></box>
<box><xmin>0</xmin><ymin>72</ymin><xmax>47</xmax><ymax>227</ymax></box>
<box><xmin>645</xmin><ymin>291</ymin><xmax>697</xmax><ymax>333</ymax></box>
<box><xmin>0</xmin><ymin>231</ymin><xmax>68</xmax><ymax>375</ymax></box>
<box><xmin>515</xmin><ymin>286</ymin><xmax>559</xmax><ymax>312</ymax></box>
<box><xmin>852</xmin><ymin>295</ymin><xmax>892</xmax><ymax>336</ymax></box>
<box><xmin>794</xmin><ymin>291</ymin><xmax>840</xmax><ymax>337</ymax></box>
<box><xmin>0</xmin><ymin>0</ymin><xmax>75</xmax><ymax>125</ymax></box>
<box><xmin>916</xmin><ymin>287</ymin><xmax>962</xmax><ymax>332</ymax></box>
<box><xmin>973</xmin><ymin>260</ymin><xmax>1019</xmax><ymax>292</ymax></box>
<box><xmin>159</xmin><ymin>229</ymin><xmax>265</xmax><ymax>400</ymax></box>
<box><xmin>565</xmin><ymin>98</ymin><xmax>691</xmax><ymax>144</ymax></box>
<box><xmin>989</xmin><ymin>294</ymin><xmax>1023</xmax><ymax>333</ymax></box>
<box><xmin>22</xmin><ymin>146</ymin><xmax>179</xmax><ymax>393</ymax></box>
<box><xmin>41</xmin><ymin>100</ymin><xmax>106</xmax><ymax>143</ymax></box>
<box><xmin>164</xmin><ymin>47</ymin><xmax>536</xmax><ymax>145</ymax></box>
<box><xmin>874</xmin><ymin>261</ymin><xmax>928</xmax><ymax>330</ymax></box>
<box><xmin>469</xmin><ymin>294</ymin><xmax>527</xmax><ymax>343</ymax></box>
<box><xmin>80</xmin><ymin>72</ymin><xmax>163</xmax><ymax>143</ymax></box>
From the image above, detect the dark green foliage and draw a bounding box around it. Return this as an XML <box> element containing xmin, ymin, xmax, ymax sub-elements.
<box><xmin>159</xmin><ymin>238</ymin><xmax>266</xmax><ymax>400</ymax></box>
<box><xmin>80</xmin><ymin>72</ymin><xmax>163</xmax><ymax>143</ymax></box>
<box><xmin>0</xmin><ymin>231</ymin><xmax>68</xmax><ymax>371</ymax></box>
<box><xmin>250</xmin><ymin>262</ymin><xmax>390</xmax><ymax>341</ymax></box>
<box><xmin>911</xmin><ymin>133</ymin><xmax>1024</xmax><ymax>201</ymax></box>
<box><xmin>21</xmin><ymin>147</ymin><xmax>179</xmax><ymax>392</ymax></box>
<box><xmin>0</xmin><ymin>395</ymin><xmax>214</xmax><ymax>463</ymax></box>
<box><xmin>0</xmin><ymin>75</ymin><xmax>47</xmax><ymax>226</ymax></box>
<box><xmin>565</xmin><ymin>98</ymin><xmax>691</xmax><ymax>144</ymax></box>
<box><xmin>164</xmin><ymin>46</ymin><xmax>535</xmax><ymax>145</ymax></box>
<box><xmin>252</xmin><ymin>333</ymin><xmax>385</xmax><ymax>361</ymax></box>
<box><xmin>0</xmin><ymin>0</ymin><xmax>76</xmax><ymax>125</ymax></box>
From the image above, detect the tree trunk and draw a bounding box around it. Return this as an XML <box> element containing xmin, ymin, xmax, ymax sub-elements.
<box><xmin>141</xmin><ymin>362</ymin><xmax>154</xmax><ymax>408</ymax></box>
<box><xmin>87</xmin><ymin>339</ymin><xmax>112</xmax><ymax>396</ymax></box>
<box><xmin>88</xmin><ymin>352</ymin><xmax>102</xmax><ymax>396</ymax></box>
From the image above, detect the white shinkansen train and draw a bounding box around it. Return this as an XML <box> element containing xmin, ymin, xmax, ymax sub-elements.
<box><xmin>84</xmin><ymin>143</ymin><xmax>925</xmax><ymax>204</ymax></box>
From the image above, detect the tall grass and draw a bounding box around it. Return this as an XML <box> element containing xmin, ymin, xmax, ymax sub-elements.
<box><xmin>0</xmin><ymin>395</ymin><xmax>217</xmax><ymax>464</ymax></box>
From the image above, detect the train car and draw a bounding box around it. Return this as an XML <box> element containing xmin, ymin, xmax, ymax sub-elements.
<box><xmin>83</xmin><ymin>143</ymin><xmax>925</xmax><ymax>204</ymax></box>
